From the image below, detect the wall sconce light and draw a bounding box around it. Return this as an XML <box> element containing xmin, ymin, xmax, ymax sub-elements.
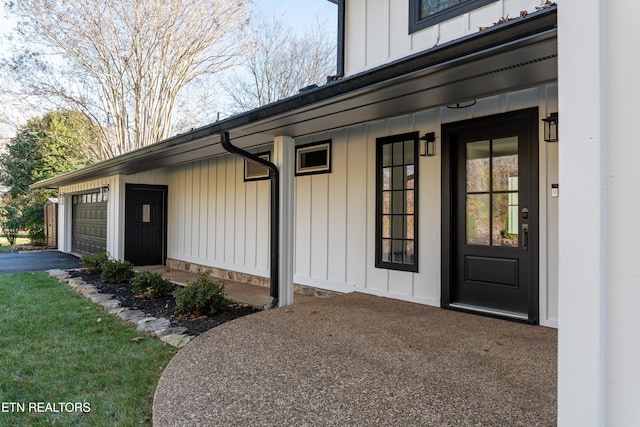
<box><xmin>101</xmin><ymin>186</ymin><xmax>109</xmax><ymax>202</ymax></box>
<box><xmin>420</xmin><ymin>132</ymin><xmax>436</xmax><ymax>157</ymax></box>
<box><xmin>542</xmin><ymin>112</ymin><xmax>558</xmax><ymax>142</ymax></box>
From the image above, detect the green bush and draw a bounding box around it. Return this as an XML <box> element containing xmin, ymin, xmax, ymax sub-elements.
<box><xmin>81</xmin><ymin>252</ymin><xmax>109</xmax><ymax>275</ymax></box>
<box><xmin>0</xmin><ymin>203</ymin><xmax>23</xmax><ymax>246</ymax></box>
<box><xmin>23</xmin><ymin>204</ymin><xmax>45</xmax><ymax>246</ymax></box>
<box><xmin>174</xmin><ymin>273</ymin><xmax>228</xmax><ymax>317</ymax></box>
<box><xmin>100</xmin><ymin>259</ymin><xmax>134</xmax><ymax>284</ymax></box>
<box><xmin>130</xmin><ymin>271</ymin><xmax>172</xmax><ymax>299</ymax></box>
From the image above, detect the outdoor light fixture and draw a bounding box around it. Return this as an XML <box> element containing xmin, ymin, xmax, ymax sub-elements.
<box><xmin>542</xmin><ymin>112</ymin><xmax>558</xmax><ymax>142</ymax></box>
<box><xmin>420</xmin><ymin>132</ymin><xmax>436</xmax><ymax>157</ymax></box>
<box><xmin>101</xmin><ymin>186</ymin><xmax>109</xmax><ymax>202</ymax></box>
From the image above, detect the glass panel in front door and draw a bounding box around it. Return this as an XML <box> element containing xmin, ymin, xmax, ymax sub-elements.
<box><xmin>465</xmin><ymin>137</ymin><xmax>519</xmax><ymax>247</ymax></box>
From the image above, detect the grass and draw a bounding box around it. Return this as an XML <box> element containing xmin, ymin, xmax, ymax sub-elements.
<box><xmin>0</xmin><ymin>234</ymin><xmax>30</xmax><ymax>252</ymax></box>
<box><xmin>0</xmin><ymin>272</ymin><xmax>177</xmax><ymax>426</ymax></box>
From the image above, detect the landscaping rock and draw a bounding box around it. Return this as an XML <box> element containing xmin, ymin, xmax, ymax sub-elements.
<box><xmin>46</xmin><ymin>269</ymin><xmax>70</xmax><ymax>281</ymax></box>
<box><xmin>138</xmin><ymin>318</ymin><xmax>171</xmax><ymax>333</ymax></box>
<box><xmin>67</xmin><ymin>278</ymin><xmax>86</xmax><ymax>289</ymax></box>
<box><xmin>100</xmin><ymin>300</ymin><xmax>122</xmax><ymax>310</ymax></box>
<box><xmin>117</xmin><ymin>309</ymin><xmax>147</xmax><ymax>324</ymax></box>
<box><xmin>136</xmin><ymin>316</ymin><xmax>157</xmax><ymax>330</ymax></box>
<box><xmin>87</xmin><ymin>293</ymin><xmax>114</xmax><ymax>304</ymax></box>
<box><xmin>76</xmin><ymin>284</ymin><xmax>98</xmax><ymax>295</ymax></box>
<box><xmin>160</xmin><ymin>334</ymin><xmax>191</xmax><ymax>348</ymax></box>
<box><xmin>156</xmin><ymin>327</ymin><xmax>188</xmax><ymax>337</ymax></box>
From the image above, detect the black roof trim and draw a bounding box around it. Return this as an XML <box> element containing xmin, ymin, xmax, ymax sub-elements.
<box><xmin>32</xmin><ymin>6</ymin><xmax>556</xmax><ymax>189</ymax></box>
<box><xmin>163</xmin><ymin>6</ymin><xmax>557</xmax><ymax>146</ymax></box>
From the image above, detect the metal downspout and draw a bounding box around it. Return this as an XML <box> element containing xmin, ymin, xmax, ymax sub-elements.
<box><xmin>328</xmin><ymin>0</ymin><xmax>345</xmax><ymax>81</ymax></box>
<box><xmin>220</xmin><ymin>131</ymin><xmax>279</xmax><ymax>309</ymax></box>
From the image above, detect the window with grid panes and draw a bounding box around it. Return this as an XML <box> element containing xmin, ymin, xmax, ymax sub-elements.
<box><xmin>376</xmin><ymin>132</ymin><xmax>419</xmax><ymax>272</ymax></box>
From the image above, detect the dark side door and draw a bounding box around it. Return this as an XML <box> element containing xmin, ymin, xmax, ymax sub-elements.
<box><xmin>125</xmin><ymin>185</ymin><xmax>168</xmax><ymax>266</ymax></box>
<box><xmin>442</xmin><ymin>108</ymin><xmax>539</xmax><ymax>323</ymax></box>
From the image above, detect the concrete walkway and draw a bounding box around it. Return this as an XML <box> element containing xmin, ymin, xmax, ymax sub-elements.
<box><xmin>153</xmin><ymin>293</ymin><xmax>557</xmax><ymax>426</ymax></box>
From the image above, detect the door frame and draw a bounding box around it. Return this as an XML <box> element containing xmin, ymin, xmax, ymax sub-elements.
<box><xmin>124</xmin><ymin>184</ymin><xmax>168</xmax><ymax>266</ymax></box>
<box><xmin>441</xmin><ymin>108</ymin><xmax>539</xmax><ymax>323</ymax></box>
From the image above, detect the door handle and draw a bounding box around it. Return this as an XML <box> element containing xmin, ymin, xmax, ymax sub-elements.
<box><xmin>522</xmin><ymin>223</ymin><xmax>529</xmax><ymax>251</ymax></box>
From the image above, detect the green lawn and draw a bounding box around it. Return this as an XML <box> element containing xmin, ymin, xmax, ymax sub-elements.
<box><xmin>0</xmin><ymin>272</ymin><xmax>177</xmax><ymax>426</ymax></box>
<box><xmin>0</xmin><ymin>234</ymin><xmax>30</xmax><ymax>252</ymax></box>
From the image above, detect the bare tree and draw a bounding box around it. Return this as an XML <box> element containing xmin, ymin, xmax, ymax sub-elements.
<box><xmin>1</xmin><ymin>0</ymin><xmax>249</xmax><ymax>158</ymax></box>
<box><xmin>224</xmin><ymin>16</ymin><xmax>336</xmax><ymax>114</ymax></box>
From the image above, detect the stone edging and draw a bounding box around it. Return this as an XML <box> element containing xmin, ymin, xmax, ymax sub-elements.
<box><xmin>45</xmin><ymin>269</ymin><xmax>192</xmax><ymax>348</ymax></box>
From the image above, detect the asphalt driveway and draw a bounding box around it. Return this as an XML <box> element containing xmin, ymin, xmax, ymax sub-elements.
<box><xmin>0</xmin><ymin>251</ymin><xmax>82</xmax><ymax>274</ymax></box>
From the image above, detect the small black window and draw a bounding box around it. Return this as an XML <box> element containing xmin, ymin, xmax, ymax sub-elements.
<box><xmin>244</xmin><ymin>152</ymin><xmax>271</xmax><ymax>182</ymax></box>
<box><xmin>376</xmin><ymin>132</ymin><xmax>419</xmax><ymax>272</ymax></box>
<box><xmin>295</xmin><ymin>140</ymin><xmax>332</xmax><ymax>176</ymax></box>
<box><xmin>409</xmin><ymin>0</ymin><xmax>496</xmax><ymax>33</ymax></box>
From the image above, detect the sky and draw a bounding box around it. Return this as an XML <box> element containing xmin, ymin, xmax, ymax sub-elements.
<box><xmin>0</xmin><ymin>1</ymin><xmax>338</xmax><ymax>141</ymax></box>
<box><xmin>253</xmin><ymin>0</ymin><xmax>336</xmax><ymax>31</ymax></box>
<box><xmin>0</xmin><ymin>1</ymin><xmax>337</xmax><ymax>49</ymax></box>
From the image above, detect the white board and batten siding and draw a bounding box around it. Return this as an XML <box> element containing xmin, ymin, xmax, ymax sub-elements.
<box><xmin>345</xmin><ymin>0</ymin><xmax>556</xmax><ymax>76</ymax></box>
<box><xmin>166</xmin><ymin>157</ymin><xmax>271</xmax><ymax>279</ymax></box>
<box><xmin>294</xmin><ymin>84</ymin><xmax>558</xmax><ymax>327</ymax></box>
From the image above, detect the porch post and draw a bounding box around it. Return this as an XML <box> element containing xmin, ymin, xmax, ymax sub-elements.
<box><xmin>558</xmin><ymin>1</ymin><xmax>640</xmax><ymax>425</ymax></box>
<box><xmin>272</xmin><ymin>135</ymin><xmax>295</xmax><ymax>306</ymax></box>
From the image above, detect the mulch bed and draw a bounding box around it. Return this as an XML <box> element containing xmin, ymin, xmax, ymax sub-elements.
<box><xmin>71</xmin><ymin>271</ymin><xmax>260</xmax><ymax>337</ymax></box>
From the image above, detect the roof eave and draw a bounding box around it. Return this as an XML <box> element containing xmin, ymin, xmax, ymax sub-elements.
<box><xmin>31</xmin><ymin>6</ymin><xmax>557</xmax><ymax>190</ymax></box>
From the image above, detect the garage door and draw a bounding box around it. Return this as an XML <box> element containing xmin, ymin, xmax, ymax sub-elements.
<box><xmin>72</xmin><ymin>191</ymin><xmax>107</xmax><ymax>255</ymax></box>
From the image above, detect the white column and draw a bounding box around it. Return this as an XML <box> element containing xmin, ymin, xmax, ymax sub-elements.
<box><xmin>602</xmin><ymin>1</ymin><xmax>640</xmax><ymax>424</ymax></box>
<box><xmin>57</xmin><ymin>193</ymin><xmax>70</xmax><ymax>252</ymax></box>
<box><xmin>558</xmin><ymin>1</ymin><xmax>640</xmax><ymax>425</ymax></box>
<box><xmin>273</xmin><ymin>135</ymin><xmax>295</xmax><ymax>306</ymax></box>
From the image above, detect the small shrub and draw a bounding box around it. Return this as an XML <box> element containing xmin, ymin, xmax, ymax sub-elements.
<box><xmin>0</xmin><ymin>204</ymin><xmax>23</xmax><ymax>246</ymax></box>
<box><xmin>174</xmin><ymin>273</ymin><xmax>228</xmax><ymax>317</ymax></box>
<box><xmin>130</xmin><ymin>271</ymin><xmax>172</xmax><ymax>299</ymax></box>
<box><xmin>100</xmin><ymin>259</ymin><xmax>134</xmax><ymax>283</ymax></box>
<box><xmin>81</xmin><ymin>252</ymin><xmax>109</xmax><ymax>275</ymax></box>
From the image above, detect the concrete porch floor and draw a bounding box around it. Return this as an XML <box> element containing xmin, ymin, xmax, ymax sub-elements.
<box><xmin>136</xmin><ymin>266</ymin><xmax>320</xmax><ymax>309</ymax></box>
<box><xmin>153</xmin><ymin>292</ymin><xmax>557</xmax><ymax>426</ymax></box>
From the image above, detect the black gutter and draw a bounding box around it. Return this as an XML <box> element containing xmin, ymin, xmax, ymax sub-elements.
<box><xmin>31</xmin><ymin>6</ymin><xmax>556</xmax><ymax>190</ymax></box>
<box><xmin>220</xmin><ymin>131</ymin><xmax>279</xmax><ymax>309</ymax></box>
<box><xmin>328</xmin><ymin>0</ymin><xmax>345</xmax><ymax>81</ymax></box>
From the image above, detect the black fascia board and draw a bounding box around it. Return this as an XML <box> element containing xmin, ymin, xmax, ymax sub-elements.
<box><xmin>180</xmin><ymin>6</ymin><xmax>557</xmax><ymax>141</ymax></box>
<box><xmin>32</xmin><ymin>6</ymin><xmax>556</xmax><ymax>189</ymax></box>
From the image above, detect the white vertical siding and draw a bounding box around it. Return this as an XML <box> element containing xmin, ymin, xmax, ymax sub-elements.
<box><xmin>293</xmin><ymin>84</ymin><xmax>558</xmax><ymax>326</ymax></box>
<box><xmin>167</xmin><ymin>154</ymin><xmax>271</xmax><ymax>278</ymax></box>
<box><xmin>345</xmin><ymin>0</ymin><xmax>555</xmax><ymax>76</ymax></box>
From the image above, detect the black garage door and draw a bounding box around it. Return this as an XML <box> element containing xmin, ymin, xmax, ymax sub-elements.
<box><xmin>72</xmin><ymin>190</ymin><xmax>107</xmax><ymax>255</ymax></box>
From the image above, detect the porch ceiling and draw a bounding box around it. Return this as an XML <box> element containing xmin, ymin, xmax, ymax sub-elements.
<box><xmin>33</xmin><ymin>8</ymin><xmax>557</xmax><ymax>189</ymax></box>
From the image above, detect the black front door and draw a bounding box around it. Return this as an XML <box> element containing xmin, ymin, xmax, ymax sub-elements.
<box><xmin>442</xmin><ymin>109</ymin><xmax>538</xmax><ymax>323</ymax></box>
<box><xmin>125</xmin><ymin>185</ymin><xmax>167</xmax><ymax>266</ymax></box>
